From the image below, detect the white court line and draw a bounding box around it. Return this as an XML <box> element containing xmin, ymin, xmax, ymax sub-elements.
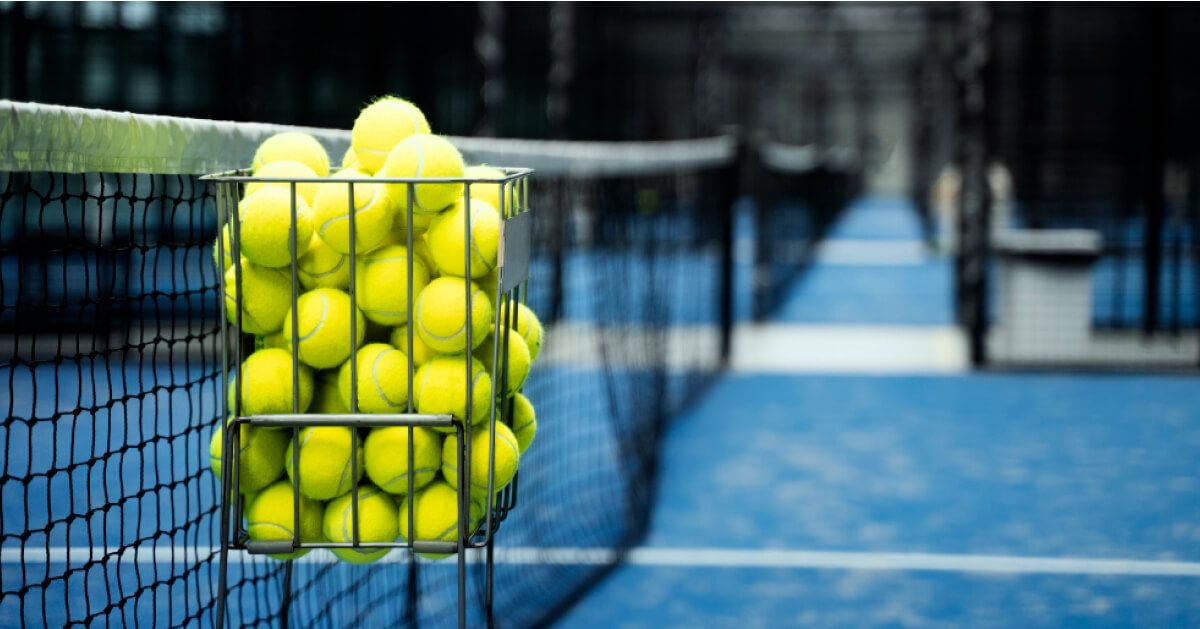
<box><xmin>812</xmin><ymin>239</ymin><xmax>933</xmax><ymax>266</ymax></box>
<box><xmin>731</xmin><ymin>324</ymin><xmax>968</xmax><ymax>374</ymax></box>
<box><xmin>6</xmin><ymin>546</ymin><xmax>1200</xmax><ymax>577</ymax></box>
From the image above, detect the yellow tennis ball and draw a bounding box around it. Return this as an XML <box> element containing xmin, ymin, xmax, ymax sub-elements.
<box><xmin>246</xmin><ymin>480</ymin><xmax>325</xmax><ymax>560</ymax></box>
<box><xmin>354</xmin><ymin>244</ymin><xmax>431</xmax><ymax>326</ymax></box>
<box><xmin>413</xmin><ymin>355</ymin><xmax>492</xmax><ymax>431</ymax></box>
<box><xmin>281</xmin><ymin>288</ymin><xmax>366</xmax><ymax>369</ymax></box>
<box><xmin>312</xmin><ymin>175</ymin><xmax>395</xmax><ymax>255</ymax></box>
<box><xmin>224</xmin><ymin>261</ymin><xmax>293</xmax><ymax>335</ymax></box>
<box><xmin>296</xmin><ymin>235</ymin><xmax>350</xmax><ymax>290</ymax></box>
<box><xmin>426</xmin><ymin>198</ymin><xmax>500</xmax><ymax>279</ymax></box>
<box><xmin>351</xmin><ymin>97</ymin><xmax>431</xmax><ymax>174</ymax></box>
<box><xmin>252</xmin><ymin>131</ymin><xmax>330</xmax><ymax>177</ymax></box>
<box><xmin>283</xmin><ymin>425</ymin><xmax>364</xmax><ymax>501</ymax></box>
<box><xmin>414</xmin><ymin>277</ymin><xmax>493</xmax><ymax>354</ymax></box>
<box><xmin>498</xmin><ymin>301</ymin><xmax>545</xmax><ymax>362</ymax></box>
<box><xmin>214</xmin><ymin>224</ymin><xmax>235</xmax><ymax>272</ymax></box>
<box><xmin>260</xmin><ymin>331</ymin><xmax>287</xmax><ymax>350</ymax></box>
<box><xmin>310</xmin><ymin>372</ymin><xmax>348</xmax><ymax>414</ymax></box>
<box><xmin>337</xmin><ymin>343</ymin><xmax>410</xmax><ymax>413</ymax></box>
<box><xmin>228</xmin><ymin>348</ymin><xmax>314</xmax><ymax>416</ymax></box>
<box><xmin>209</xmin><ymin>419</ymin><xmax>288</xmax><ymax>493</ymax></box>
<box><xmin>464</xmin><ymin>165</ymin><xmax>507</xmax><ymax>212</ymax></box>
<box><xmin>247</xmin><ymin>160</ymin><xmax>320</xmax><ymax>207</ymax></box>
<box><xmin>323</xmin><ymin>484</ymin><xmax>399</xmax><ymax>564</ymax></box>
<box><xmin>511</xmin><ymin>393</ymin><xmax>537</xmax><ymax>454</ymax></box>
<box><xmin>341</xmin><ymin>146</ymin><xmax>358</xmax><ymax>170</ymax></box>
<box><xmin>441</xmin><ymin>421</ymin><xmax>520</xmax><ymax>494</ymax></box>
<box><xmin>398</xmin><ymin>480</ymin><xmax>481</xmax><ymax>559</ymax></box>
<box><xmin>477</xmin><ymin>269</ymin><xmax>499</xmax><ymax>302</ymax></box>
<box><xmin>393</xmin><ymin>205</ymin><xmax>437</xmax><ymax>236</ymax></box>
<box><xmin>388</xmin><ymin>325</ymin><xmax>436</xmax><ymax>367</ymax></box>
<box><xmin>473</xmin><ymin>328</ymin><xmax>531</xmax><ymax>395</ymax></box>
<box><xmin>237</xmin><ymin>188</ymin><xmax>314</xmax><ymax>268</ymax></box>
<box><xmin>365</xmin><ymin>427</ymin><xmax>442</xmax><ymax>495</ymax></box>
<box><xmin>378</xmin><ymin>134</ymin><xmax>465</xmax><ymax>214</ymax></box>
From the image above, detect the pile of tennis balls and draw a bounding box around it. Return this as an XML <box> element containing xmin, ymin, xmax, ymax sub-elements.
<box><xmin>208</xmin><ymin>96</ymin><xmax>545</xmax><ymax>563</ymax></box>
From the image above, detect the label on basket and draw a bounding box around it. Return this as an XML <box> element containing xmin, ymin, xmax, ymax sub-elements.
<box><xmin>498</xmin><ymin>211</ymin><xmax>531</xmax><ymax>293</ymax></box>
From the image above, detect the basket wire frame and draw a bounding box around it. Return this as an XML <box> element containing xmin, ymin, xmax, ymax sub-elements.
<box><xmin>202</xmin><ymin>167</ymin><xmax>535</xmax><ymax>629</ymax></box>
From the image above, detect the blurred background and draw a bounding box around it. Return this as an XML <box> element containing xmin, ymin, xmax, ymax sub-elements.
<box><xmin>2</xmin><ymin>2</ymin><xmax>1200</xmax><ymax>627</ymax></box>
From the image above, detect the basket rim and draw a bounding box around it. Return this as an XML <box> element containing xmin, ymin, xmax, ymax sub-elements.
<box><xmin>200</xmin><ymin>166</ymin><xmax>534</xmax><ymax>184</ymax></box>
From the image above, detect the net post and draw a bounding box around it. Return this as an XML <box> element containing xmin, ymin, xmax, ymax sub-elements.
<box><xmin>717</xmin><ymin>127</ymin><xmax>744</xmax><ymax>365</ymax></box>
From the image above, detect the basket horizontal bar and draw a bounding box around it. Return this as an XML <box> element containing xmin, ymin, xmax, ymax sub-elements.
<box><xmin>245</xmin><ymin>540</ymin><xmax>295</xmax><ymax>555</ymax></box>
<box><xmin>200</xmin><ymin>169</ymin><xmax>534</xmax><ymax>185</ymax></box>
<box><xmin>241</xmin><ymin>413</ymin><xmax>457</xmax><ymax>428</ymax></box>
<box><xmin>412</xmin><ymin>541</ymin><xmax>459</xmax><ymax>555</ymax></box>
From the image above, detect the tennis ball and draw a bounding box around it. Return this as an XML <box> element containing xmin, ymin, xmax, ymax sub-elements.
<box><xmin>341</xmin><ymin>146</ymin><xmax>358</xmax><ymax>170</ymax></box>
<box><xmin>398</xmin><ymin>480</ymin><xmax>482</xmax><ymax>559</ymax></box>
<box><xmin>426</xmin><ymin>198</ymin><xmax>500</xmax><ymax>279</ymax></box>
<box><xmin>323</xmin><ymin>484</ymin><xmax>399</xmax><ymax>564</ymax></box>
<box><xmin>464</xmin><ymin>165</ymin><xmax>507</xmax><ymax>212</ymax></box>
<box><xmin>388</xmin><ymin>325</ymin><xmax>436</xmax><ymax>367</ymax></box>
<box><xmin>246</xmin><ymin>480</ymin><xmax>325</xmax><ymax>560</ymax></box>
<box><xmin>365</xmin><ymin>427</ymin><xmax>442</xmax><ymax>495</ymax></box>
<box><xmin>310</xmin><ymin>372</ymin><xmax>349</xmax><ymax>414</ymax></box>
<box><xmin>337</xmin><ymin>343</ymin><xmax>410</xmax><ymax>414</ymax></box>
<box><xmin>237</xmin><ymin>188</ymin><xmax>314</xmax><ymax>268</ymax></box>
<box><xmin>281</xmin><ymin>288</ymin><xmax>366</xmax><ymax>369</ymax></box>
<box><xmin>413</xmin><ymin>355</ymin><xmax>492</xmax><ymax>430</ymax></box>
<box><xmin>209</xmin><ymin>419</ymin><xmax>289</xmax><ymax>493</ymax></box>
<box><xmin>393</xmin><ymin>206</ymin><xmax>436</xmax><ymax>235</ymax></box>
<box><xmin>284</xmin><ymin>425</ymin><xmax>365</xmax><ymax>501</ymax></box>
<box><xmin>312</xmin><ymin>174</ymin><xmax>395</xmax><ymax>255</ymax></box>
<box><xmin>228</xmin><ymin>348</ymin><xmax>314</xmax><ymax>416</ymax></box>
<box><xmin>252</xmin><ymin>131</ymin><xmax>330</xmax><ymax>177</ymax></box>
<box><xmin>414</xmin><ymin>277</ymin><xmax>493</xmax><ymax>354</ymax></box>
<box><xmin>247</xmin><ymin>160</ymin><xmax>320</xmax><ymax>206</ymax></box>
<box><xmin>214</xmin><ymin>224</ymin><xmax>235</xmax><ymax>272</ymax></box>
<box><xmin>224</xmin><ymin>261</ymin><xmax>293</xmax><ymax>335</ymax></box>
<box><xmin>378</xmin><ymin>134</ymin><xmax>465</xmax><ymax>214</ymax></box>
<box><xmin>296</xmin><ymin>235</ymin><xmax>350</xmax><ymax>290</ymax></box>
<box><xmin>354</xmin><ymin>244</ymin><xmax>431</xmax><ymax>326</ymax></box>
<box><xmin>260</xmin><ymin>331</ymin><xmax>288</xmax><ymax>351</ymax></box>
<box><xmin>441</xmin><ymin>421</ymin><xmax>520</xmax><ymax>494</ymax></box>
<box><xmin>473</xmin><ymin>328</ymin><xmax>531</xmax><ymax>395</ymax></box>
<box><xmin>498</xmin><ymin>301</ymin><xmax>545</xmax><ymax>362</ymax></box>
<box><xmin>352</xmin><ymin>97</ymin><xmax>431</xmax><ymax>174</ymax></box>
<box><xmin>511</xmin><ymin>393</ymin><xmax>536</xmax><ymax>454</ymax></box>
<box><xmin>477</xmin><ymin>269</ymin><xmax>499</xmax><ymax>302</ymax></box>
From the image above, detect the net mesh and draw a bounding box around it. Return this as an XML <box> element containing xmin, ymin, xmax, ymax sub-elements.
<box><xmin>0</xmin><ymin>106</ymin><xmax>739</xmax><ymax>627</ymax></box>
<box><xmin>751</xmin><ymin>142</ymin><xmax>856</xmax><ymax>320</ymax></box>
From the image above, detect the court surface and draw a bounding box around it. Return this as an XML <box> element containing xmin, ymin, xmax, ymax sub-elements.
<box><xmin>557</xmin><ymin>197</ymin><xmax>1200</xmax><ymax>627</ymax></box>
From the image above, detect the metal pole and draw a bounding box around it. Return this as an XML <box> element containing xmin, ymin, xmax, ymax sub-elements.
<box><xmin>954</xmin><ymin>1</ymin><xmax>994</xmax><ymax>366</ymax></box>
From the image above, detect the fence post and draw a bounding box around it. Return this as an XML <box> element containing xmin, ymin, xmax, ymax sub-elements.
<box><xmin>954</xmin><ymin>1</ymin><xmax>994</xmax><ymax>366</ymax></box>
<box><xmin>718</xmin><ymin>128</ymin><xmax>744</xmax><ymax>365</ymax></box>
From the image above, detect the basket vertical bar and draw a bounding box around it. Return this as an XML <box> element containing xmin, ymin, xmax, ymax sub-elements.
<box><xmin>214</xmin><ymin>180</ymin><xmax>233</xmax><ymax>629</ymax></box>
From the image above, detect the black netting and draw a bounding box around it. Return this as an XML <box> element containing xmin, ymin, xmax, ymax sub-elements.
<box><xmin>1</xmin><ymin>153</ymin><xmax>733</xmax><ymax>627</ymax></box>
<box><xmin>751</xmin><ymin>155</ymin><xmax>856</xmax><ymax>321</ymax></box>
<box><xmin>0</xmin><ymin>171</ymin><xmax>271</xmax><ymax>627</ymax></box>
<box><xmin>936</xmin><ymin>4</ymin><xmax>1200</xmax><ymax>367</ymax></box>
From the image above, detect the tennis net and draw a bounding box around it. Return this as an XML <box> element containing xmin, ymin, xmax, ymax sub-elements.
<box><xmin>0</xmin><ymin>101</ymin><xmax>738</xmax><ymax>627</ymax></box>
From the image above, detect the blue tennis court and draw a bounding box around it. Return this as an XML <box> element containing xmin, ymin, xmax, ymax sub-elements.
<box><xmin>557</xmin><ymin>197</ymin><xmax>1200</xmax><ymax>627</ymax></box>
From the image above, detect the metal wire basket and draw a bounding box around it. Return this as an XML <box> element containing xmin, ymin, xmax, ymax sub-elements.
<box><xmin>201</xmin><ymin>166</ymin><xmax>535</xmax><ymax>628</ymax></box>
